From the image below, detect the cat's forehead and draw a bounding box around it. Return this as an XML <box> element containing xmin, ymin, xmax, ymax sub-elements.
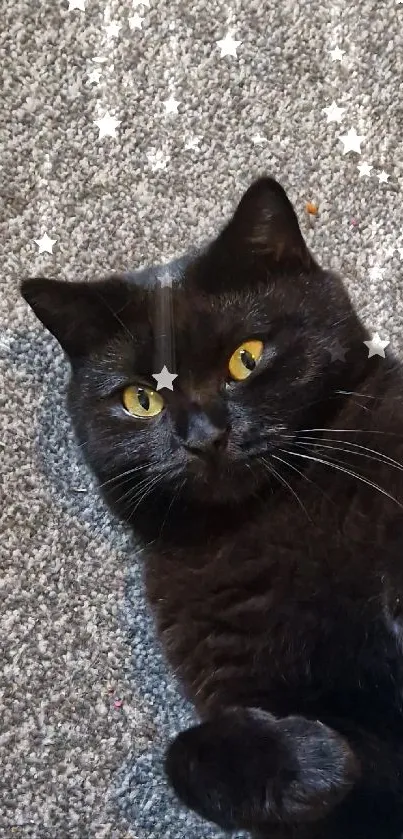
<box><xmin>123</xmin><ymin>248</ymin><xmax>300</xmax><ymax>360</ymax></box>
<box><xmin>166</xmin><ymin>280</ymin><xmax>266</xmax><ymax>346</ymax></box>
<box><xmin>127</xmin><ymin>254</ymin><xmax>260</xmax><ymax>333</ymax></box>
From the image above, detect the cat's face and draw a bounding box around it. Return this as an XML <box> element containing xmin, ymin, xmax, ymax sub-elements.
<box><xmin>21</xmin><ymin>177</ymin><xmax>363</xmax><ymax>510</ymax></box>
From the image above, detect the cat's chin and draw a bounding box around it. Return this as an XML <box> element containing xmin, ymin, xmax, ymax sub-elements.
<box><xmin>186</xmin><ymin>457</ymin><xmax>266</xmax><ymax>506</ymax></box>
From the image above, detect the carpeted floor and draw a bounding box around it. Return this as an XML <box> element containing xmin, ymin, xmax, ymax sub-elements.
<box><xmin>1</xmin><ymin>0</ymin><xmax>403</xmax><ymax>837</ymax></box>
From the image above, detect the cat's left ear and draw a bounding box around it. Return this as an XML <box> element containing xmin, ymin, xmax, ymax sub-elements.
<box><xmin>21</xmin><ymin>275</ymin><xmax>135</xmax><ymax>360</ymax></box>
<box><xmin>220</xmin><ymin>177</ymin><xmax>314</xmax><ymax>269</ymax></box>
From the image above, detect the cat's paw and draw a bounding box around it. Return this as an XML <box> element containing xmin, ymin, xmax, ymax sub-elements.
<box><xmin>164</xmin><ymin>708</ymin><xmax>359</xmax><ymax>831</ymax></box>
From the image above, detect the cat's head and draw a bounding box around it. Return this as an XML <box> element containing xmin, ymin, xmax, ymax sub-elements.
<box><xmin>21</xmin><ymin>177</ymin><xmax>365</xmax><ymax>515</ymax></box>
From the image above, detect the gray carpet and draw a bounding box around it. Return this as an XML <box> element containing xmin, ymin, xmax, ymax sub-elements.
<box><xmin>1</xmin><ymin>0</ymin><xmax>403</xmax><ymax>836</ymax></box>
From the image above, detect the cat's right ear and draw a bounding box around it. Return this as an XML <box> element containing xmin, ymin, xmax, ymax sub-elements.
<box><xmin>21</xmin><ymin>276</ymin><xmax>134</xmax><ymax>360</ymax></box>
<box><xmin>218</xmin><ymin>177</ymin><xmax>314</xmax><ymax>270</ymax></box>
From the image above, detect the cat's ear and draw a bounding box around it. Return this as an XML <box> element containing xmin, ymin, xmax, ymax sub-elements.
<box><xmin>221</xmin><ymin>177</ymin><xmax>313</xmax><ymax>269</ymax></box>
<box><xmin>20</xmin><ymin>276</ymin><xmax>133</xmax><ymax>359</ymax></box>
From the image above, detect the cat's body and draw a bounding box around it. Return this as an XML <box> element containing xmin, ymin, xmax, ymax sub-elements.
<box><xmin>22</xmin><ymin>178</ymin><xmax>403</xmax><ymax>838</ymax></box>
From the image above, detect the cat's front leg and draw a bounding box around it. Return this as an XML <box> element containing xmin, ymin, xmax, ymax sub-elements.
<box><xmin>164</xmin><ymin>708</ymin><xmax>359</xmax><ymax>831</ymax></box>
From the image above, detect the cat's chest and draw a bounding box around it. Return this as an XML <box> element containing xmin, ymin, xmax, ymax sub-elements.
<box><xmin>143</xmin><ymin>509</ymin><xmax>386</xmax><ymax>712</ymax></box>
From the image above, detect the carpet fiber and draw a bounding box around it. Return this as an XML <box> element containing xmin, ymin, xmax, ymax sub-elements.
<box><xmin>1</xmin><ymin>0</ymin><xmax>403</xmax><ymax>837</ymax></box>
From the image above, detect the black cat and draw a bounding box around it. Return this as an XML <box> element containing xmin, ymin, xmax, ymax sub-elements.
<box><xmin>22</xmin><ymin>177</ymin><xmax>403</xmax><ymax>839</ymax></box>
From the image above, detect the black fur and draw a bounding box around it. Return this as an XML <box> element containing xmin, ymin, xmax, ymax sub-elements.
<box><xmin>21</xmin><ymin>177</ymin><xmax>403</xmax><ymax>837</ymax></box>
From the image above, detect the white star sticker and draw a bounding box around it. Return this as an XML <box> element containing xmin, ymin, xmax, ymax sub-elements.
<box><xmin>330</xmin><ymin>46</ymin><xmax>345</xmax><ymax>61</ymax></box>
<box><xmin>252</xmin><ymin>133</ymin><xmax>267</xmax><ymax>145</ymax></box>
<box><xmin>88</xmin><ymin>68</ymin><xmax>102</xmax><ymax>84</ymax></box>
<box><xmin>329</xmin><ymin>339</ymin><xmax>348</xmax><ymax>362</ymax></box>
<box><xmin>339</xmin><ymin>128</ymin><xmax>364</xmax><ymax>154</ymax></box>
<box><xmin>184</xmin><ymin>136</ymin><xmax>201</xmax><ymax>151</ymax></box>
<box><xmin>363</xmin><ymin>333</ymin><xmax>390</xmax><ymax>359</ymax></box>
<box><xmin>323</xmin><ymin>101</ymin><xmax>345</xmax><ymax>123</ymax></box>
<box><xmin>104</xmin><ymin>21</ymin><xmax>121</xmax><ymax>38</ymax></box>
<box><xmin>357</xmin><ymin>162</ymin><xmax>373</xmax><ymax>177</ymax></box>
<box><xmin>164</xmin><ymin>95</ymin><xmax>179</xmax><ymax>114</ymax></box>
<box><xmin>129</xmin><ymin>12</ymin><xmax>144</xmax><ymax>29</ymax></box>
<box><xmin>377</xmin><ymin>170</ymin><xmax>389</xmax><ymax>183</ymax></box>
<box><xmin>368</xmin><ymin>265</ymin><xmax>384</xmax><ymax>281</ymax></box>
<box><xmin>158</xmin><ymin>270</ymin><xmax>173</xmax><ymax>287</ymax></box>
<box><xmin>147</xmin><ymin>149</ymin><xmax>170</xmax><ymax>171</ymax></box>
<box><xmin>152</xmin><ymin>365</ymin><xmax>178</xmax><ymax>391</ymax></box>
<box><xmin>217</xmin><ymin>33</ymin><xmax>242</xmax><ymax>57</ymax></box>
<box><xmin>68</xmin><ymin>0</ymin><xmax>86</xmax><ymax>9</ymax></box>
<box><xmin>35</xmin><ymin>233</ymin><xmax>57</xmax><ymax>254</ymax></box>
<box><xmin>94</xmin><ymin>113</ymin><xmax>120</xmax><ymax>138</ymax></box>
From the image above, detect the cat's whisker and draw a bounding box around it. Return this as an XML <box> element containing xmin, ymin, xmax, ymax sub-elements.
<box><xmin>117</xmin><ymin>462</ymin><xmax>177</xmax><ymax>512</ymax></box>
<box><xmin>116</xmin><ymin>470</ymin><xmax>169</xmax><ymax>509</ymax></box>
<box><xmin>294</xmin><ymin>437</ymin><xmax>403</xmax><ymax>473</ymax></box>
<box><xmin>127</xmin><ymin>473</ymin><xmax>168</xmax><ymax>521</ymax></box>
<box><xmin>331</xmin><ymin>299</ymin><xmax>374</xmax><ymax>328</ymax></box>
<box><xmin>159</xmin><ymin>478</ymin><xmax>186</xmax><ymax>538</ymax></box>
<box><xmin>114</xmin><ymin>478</ymin><xmax>157</xmax><ymax>514</ymax></box>
<box><xmin>296</xmin><ymin>427</ymin><xmax>403</xmax><ymax>438</ymax></box>
<box><xmin>345</xmin><ymin>398</ymin><xmax>372</xmax><ymax>413</ymax></box>
<box><xmin>260</xmin><ymin>457</ymin><xmax>313</xmax><ymax>523</ymax></box>
<box><xmin>280</xmin><ymin>448</ymin><xmax>403</xmax><ymax>511</ymax></box>
<box><xmin>99</xmin><ymin>470</ymin><xmax>154</xmax><ymax>500</ymax></box>
<box><xmin>77</xmin><ymin>429</ymin><xmax>125</xmax><ymax>450</ymax></box>
<box><xmin>97</xmin><ymin>463</ymin><xmax>152</xmax><ymax>491</ymax></box>
<box><xmin>334</xmin><ymin>390</ymin><xmax>384</xmax><ymax>400</ymax></box>
<box><xmin>271</xmin><ymin>452</ymin><xmax>336</xmax><ymax>508</ymax></box>
<box><xmin>294</xmin><ymin>440</ymin><xmax>403</xmax><ymax>473</ymax></box>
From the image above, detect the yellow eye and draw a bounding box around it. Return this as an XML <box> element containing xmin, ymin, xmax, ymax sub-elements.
<box><xmin>122</xmin><ymin>385</ymin><xmax>164</xmax><ymax>418</ymax></box>
<box><xmin>228</xmin><ymin>340</ymin><xmax>264</xmax><ymax>382</ymax></box>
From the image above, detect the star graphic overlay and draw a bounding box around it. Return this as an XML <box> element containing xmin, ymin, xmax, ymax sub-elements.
<box><xmin>330</xmin><ymin>47</ymin><xmax>345</xmax><ymax>61</ymax></box>
<box><xmin>147</xmin><ymin>149</ymin><xmax>170</xmax><ymax>171</ymax></box>
<box><xmin>339</xmin><ymin>128</ymin><xmax>364</xmax><ymax>154</ymax></box>
<box><xmin>129</xmin><ymin>13</ymin><xmax>144</xmax><ymax>29</ymax></box>
<box><xmin>357</xmin><ymin>162</ymin><xmax>373</xmax><ymax>177</ymax></box>
<box><xmin>35</xmin><ymin>233</ymin><xmax>57</xmax><ymax>254</ymax></box>
<box><xmin>164</xmin><ymin>95</ymin><xmax>179</xmax><ymax>114</ymax></box>
<box><xmin>368</xmin><ymin>266</ymin><xmax>384</xmax><ymax>281</ymax></box>
<box><xmin>184</xmin><ymin>136</ymin><xmax>201</xmax><ymax>151</ymax></box>
<box><xmin>68</xmin><ymin>0</ymin><xmax>86</xmax><ymax>10</ymax></box>
<box><xmin>323</xmin><ymin>101</ymin><xmax>345</xmax><ymax>123</ymax></box>
<box><xmin>252</xmin><ymin>133</ymin><xmax>267</xmax><ymax>145</ymax></box>
<box><xmin>152</xmin><ymin>365</ymin><xmax>178</xmax><ymax>391</ymax></box>
<box><xmin>329</xmin><ymin>339</ymin><xmax>348</xmax><ymax>362</ymax></box>
<box><xmin>363</xmin><ymin>333</ymin><xmax>390</xmax><ymax>359</ymax></box>
<box><xmin>94</xmin><ymin>113</ymin><xmax>120</xmax><ymax>138</ymax></box>
<box><xmin>104</xmin><ymin>21</ymin><xmax>121</xmax><ymax>38</ymax></box>
<box><xmin>217</xmin><ymin>33</ymin><xmax>242</xmax><ymax>57</ymax></box>
<box><xmin>88</xmin><ymin>68</ymin><xmax>102</xmax><ymax>84</ymax></box>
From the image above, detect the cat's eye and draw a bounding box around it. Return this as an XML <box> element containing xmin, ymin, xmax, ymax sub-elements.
<box><xmin>122</xmin><ymin>385</ymin><xmax>164</xmax><ymax>418</ymax></box>
<box><xmin>228</xmin><ymin>340</ymin><xmax>264</xmax><ymax>382</ymax></box>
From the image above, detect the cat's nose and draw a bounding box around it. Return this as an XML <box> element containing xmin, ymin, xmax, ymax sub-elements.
<box><xmin>184</xmin><ymin>426</ymin><xmax>229</xmax><ymax>456</ymax></box>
